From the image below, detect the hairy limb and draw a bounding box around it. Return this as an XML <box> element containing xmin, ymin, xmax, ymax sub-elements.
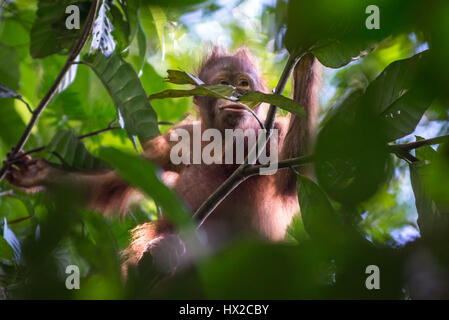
<box><xmin>121</xmin><ymin>219</ymin><xmax>178</xmax><ymax>278</ymax></box>
<box><xmin>5</xmin><ymin>119</ymin><xmax>192</xmax><ymax>215</ymax></box>
<box><xmin>142</xmin><ymin>119</ymin><xmax>196</xmax><ymax>173</ymax></box>
<box><xmin>6</xmin><ymin>153</ymin><xmax>136</xmax><ymax>214</ymax></box>
<box><xmin>276</xmin><ymin>53</ymin><xmax>321</xmax><ymax>194</ymax></box>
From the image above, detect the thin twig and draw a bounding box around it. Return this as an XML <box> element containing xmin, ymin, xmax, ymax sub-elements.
<box><xmin>5</xmin><ymin>121</ymin><xmax>172</xmax><ymax>164</ymax></box>
<box><xmin>18</xmin><ymin>97</ymin><xmax>33</xmax><ymax>114</ymax></box>
<box><xmin>5</xmin><ymin>125</ymin><xmax>121</xmax><ymax>165</ymax></box>
<box><xmin>0</xmin><ymin>0</ymin><xmax>101</xmax><ymax>182</ymax></box>
<box><xmin>193</xmin><ymin>54</ymin><xmax>301</xmax><ymax>228</ymax></box>
<box><xmin>238</xmin><ymin>103</ymin><xmax>265</xmax><ymax>130</ymax></box>
<box><xmin>244</xmin><ymin>154</ymin><xmax>314</xmax><ymax>176</ymax></box>
<box><xmin>388</xmin><ymin>134</ymin><xmax>449</xmax><ymax>163</ymax></box>
<box><xmin>7</xmin><ymin>215</ymin><xmax>32</xmax><ymax>225</ymax></box>
<box><xmin>388</xmin><ymin>134</ymin><xmax>449</xmax><ymax>153</ymax></box>
<box><xmin>156</xmin><ymin>121</ymin><xmax>174</xmax><ymax>126</ymax></box>
<box><xmin>77</xmin><ymin>126</ymin><xmax>121</xmax><ymax>139</ymax></box>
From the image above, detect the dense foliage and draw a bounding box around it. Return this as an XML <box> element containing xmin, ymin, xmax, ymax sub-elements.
<box><xmin>0</xmin><ymin>0</ymin><xmax>448</xmax><ymax>299</ymax></box>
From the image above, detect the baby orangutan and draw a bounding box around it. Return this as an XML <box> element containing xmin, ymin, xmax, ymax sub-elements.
<box><xmin>7</xmin><ymin>48</ymin><xmax>321</xmax><ymax>276</ymax></box>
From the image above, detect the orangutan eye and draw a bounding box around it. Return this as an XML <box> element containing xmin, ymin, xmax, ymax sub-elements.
<box><xmin>220</xmin><ymin>80</ymin><xmax>230</xmax><ymax>85</ymax></box>
<box><xmin>239</xmin><ymin>80</ymin><xmax>249</xmax><ymax>87</ymax></box>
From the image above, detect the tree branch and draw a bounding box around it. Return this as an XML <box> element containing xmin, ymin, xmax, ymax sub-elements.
<box><xmin>193</xmin><ymin>132</ymin><xmax>449</xmax><ymax>227</ymax></box>
<box><xmin>5</xmin><ymin>121</ymin><xmax>173</xmax><ymax>165</ymax></box>
<box><xmin>0</xmin><ymin>0</ymin><xmax>101</xmax><ymax>182</ymax></box>
<box><xmin>192</xmin><ymin>54</ymin><xmax>302</xmax><ymax>229</ymax></box>
<box><xmin>4</xmin><ymin>125</ymin><xmax>120</xmax><ymax>165</ymax></box>
<box><xmin>244</xmin><ymin>154</ymin><xmax>314</xmax><ymax>177</ymax></box>
<box><xmin>388</xmin><ymin>134</ymin><xmax>449</xmax><ymax>163</ymax></box>
<box><xmin>388</xmin><ymin>134</ymin><xmax>449</xmax><ymax>153</ymax></box>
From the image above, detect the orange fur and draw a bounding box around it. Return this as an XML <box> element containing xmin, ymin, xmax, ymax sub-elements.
<box><xmin>7</xmin><ymin>48</ymin><xmax>321</xmax><ymax>275</ymax></box>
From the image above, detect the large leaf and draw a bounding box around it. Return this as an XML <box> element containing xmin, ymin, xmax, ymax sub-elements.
<box><xmin>0</xmin><ymin>42</ymin><xmax>20</xmax><ymax>88</ymax></box>
<box><xmin>84</xmin><ymin>52</ymin><xmax>160</xmax><ymax>142</ymax></box>
<box><xmin>0</xmin><ymin>235</ymin><xmax>14</xmax><ymax>261</ymax></box>
<box><xmin>149</xmin><ymin>84</ymin><xmax>236</xmax><ymax>101</ymax></box>
<box><xmin>284</xmin><ymin>0</ymin><xmax>411</xmax><ymax>67</ymax></box>
<box><xmin>30</xmin><ymin>0</ymin><xmax>90</xmax><ymax>58</ymax></box>
<box><xmin>150</xmin><ymin>70</ymin><xmax>307</xmax><ymax>118</ymax></box>
<box><xmin>296</xmin><ymin>174</ymin><xmax>342</xmax><ymax>241</ymax></box>
<box><xmin>363</xmin><ymin>51</ymin><xmax>434</xmax><ymax>141</ymax></box>
<box><xmin>415</xmin><ymin>136</ymin><xmax>438</xmax><ymax>163</ymax></box>
<box><xmin>121</xmin><ymin>0</ymin><xmax>140</xmax><ymax>43</ymax></box>
<box><xmin>240</xmin><ymin>91</ymin><xmax>307</xmax><ymax>118</ymax></box>
<box><xmin>165</xmin><ymin>69</ymin><xmax>203</xmax><ymax>85</ymax></box>
<box><xmin>311</xmin><ymin>39</ymin><xmax>374</xmax><ymax>69</ymax></box>
<box><xmin>109</xmin><ymin>3</ymin><xmax>130</xmax><ymax>54</ymax></box>
<box><xmin>135</xmin><ymin>14</ymin><xmax>147</xmax><ymax>75</ymax></box>
<box><xmin>47</xmin><ymin>130</ymin><xmax>106</xmax><ymax>170</ymax></box>
<box><xmin>149</xmin><ymin>6</ymin><xmax>166</xmax><ymax>56</ymax></box>
<box><xmin>99</xmin><ymin>147</ymin><xmax>192</xmax><ymax>229</ymax></box>
<box><xmin>0</xmin><ymin>43</ymin><xmax>26</xmax><ymax>146</ymax></box>
<box><xmin>0</xmin><ymin>83</ymin><xmax>31</xmax><ymax>112</ymax></box>
<box><xmin>410</xmin><ymin>162</ymin><xmax>449</xmax><ymax>240</ymax></box>
<box><xmin>315</xmin><ymin>89</ymin><xmax>390</xmax><ymax>205</ymax></box>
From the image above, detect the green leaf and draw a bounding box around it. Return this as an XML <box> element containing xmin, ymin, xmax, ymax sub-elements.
<box><xmin>415</xmin><ymin>136</ymin><xmax>438</xmax><ymax>162</ymax></box>
<box><xmin>0</xmin><ymin>83</ymin><xmax>32</xmax><ymax>113</ymax></box>
<box><xmin>363</xmin><ymin>51</ymin><xmax>434</xmax><ymax>141</ymax></box>
<box><xmin>0</xmin><ymin>235</ymin><xmax>14</xmax><ymax>261</ymax></box>
<box><xmin>0</xmin><ymin>43</ymin><xmax>20</xmax><ymax>90</ymax></box>
<box><xmin>0</xmin><ymin>43</ymin><xmax>26</xmax><ymax>145</ymax></box>
<box><xmin>379</xmin><ymin>90</ymin><xmax>433</xmax><ymax>141</ymax></box>
<box><xmin>121</xmin><ymin>0</ymin><xmax>140</xmax><ymax>43</ymax></box>
<box><xmin>296</xmin><ymin>175</ymin><xmax>341</xmax><ymax>240</ymax></box>
<box><xmin>149</xmin><ymin>6</ymin><xmax>166</xmax><ymax>55</ymax></box>
<box><xmin>410</xmin><ymin>162</ymin><xmax>449</xmax><ymax>240</ymax></box>
<box><xmin>47</xmin><ymin>130</ymin><xmax>106</xmax><ymax>170</ymax></box>
<box><xmin>135</xmin><ymin>16</ymin><xmax>147</xmax><ymax>74</ymax></box>
<box><xmin>314</xmin><ymin>88</ymin><xmax>390</xmax><ymax>205</ymax></box>
<box><xmin>30</xmin><ymin>0</ymin><xmax>89</xmax><ymax>58</ymax></box>
<box><xmin>109</xmin><ymin>4</ymin><xmax>130</xmax><ymax>54</ymax></box>
<box><xmin>149</xmin><ymin>84</ymin><xmax>237</xmax><ymax>101</ymax></box>
<box><xmin>311</xmin><ymin>39</ymin><xmax>373</xmax><ymax>69</ymax></box>
<box><xmin>99</xmin><ymin>147</ymin><xmax>193</xmax><ymax>229</ymax></box>
<box><xmin>165</xmin><ymin>69</ymin><xmax>203</xmax><ymax>85</ymax></box>
<box><xmin>240</xmin><ymin>91</ymin><xmax>307</xmax><ymax>118</ymax></box>
<box><xmin>84</xmin><ymin>52</ymin><xmax>160</xmax><ymax>142</ymax></box>
<box><xmin>284</xmin><ymin>1</ymin><xmax>408</xmax><ymax>65</ymax></box>
<box><xmin>151</xmin><ymin>70</ymin><xmax>307</xmax><ymax>118</ymax></box>
<box><xmin>286</xmin><ymin>215</ymin><xmax>309</xmax><ymax>244</ymax></box>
